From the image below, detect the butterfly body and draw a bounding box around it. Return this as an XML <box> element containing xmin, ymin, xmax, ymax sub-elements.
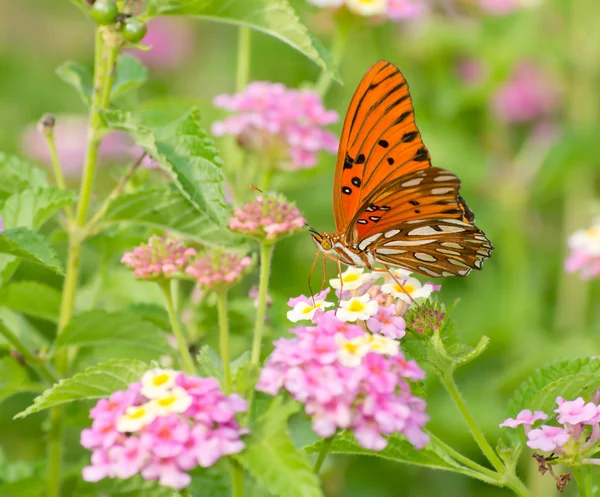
<box><xmin>313</xmin><ymin>60</ymin><xmax>493</xmax><ymax>278</ymax></box>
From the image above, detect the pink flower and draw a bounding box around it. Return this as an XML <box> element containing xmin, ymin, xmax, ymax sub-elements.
<box><xmin>257</xmin><ymin>317</ymin><xmax>428</xmax><ymax>450</ymax></box>
<box><xmin>367</xmin><ymin>305</ymin><xmax>406</xmax><ymax>339</ymax></box>
<box><xmin>212</xmin><ymin>82</ymin><xmax>338</xmax><ymax>170</ymax></box>
<box><xmin>127</xmin><ymin>18</ymin><xmax>194</xmax><ymax>70</ymax></box>
<box><xmin>387</xmin><ymin>0</ymin><xmax>427</xmax><ymax>20</ymax></box>
<box><xmin>185</xmin><ymin>250</ymin><xmax>252</xmax><ymax>291</ymax></box>
<box><xmin>21</xmin><ymin>116</ymin><xmax>133</xmax><ymax>176</ymax></box>
<box><xmin>121</xmin><ymin>236</ymin><xmax>196</xmax><ymax>280</ymax></box>
<box><xmin>81</xmin><ymin>370</ymin><xmax>247</xmax><ymax>490</ymax></box>
<box><xmin>499</xmin><ymin>409</ymin><xmax>548</xmax><ymax>428</ymax></box>
<box><xmin>491</xmin><ymin>62</ymin><xmax>561</xmax><ymax>124</ymax></box>
<box><xmin>229</xmin><ymin>193</ymin><xmax>306</xmax><ymax>240</ymax></box>
<box><xmin>564</xmin><ymin>218</ymin><xmax>600</xmax><ymax>280</ymax></box>
<box><xmin>526</xmin><ymin>425</ymin><xmax>571</xmax><ymax>452</ymax></box>
<box><xmin>555</xmin><ymin>397</ymin><xmax>599</xmax><ymax>425</ymax></box>
<box><xmin>249</xmin><ymin>284</ymin><xmax>272</xmax><ymax>308</ymax></box>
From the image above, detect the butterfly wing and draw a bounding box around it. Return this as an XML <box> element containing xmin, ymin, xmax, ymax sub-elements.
<box><xmin>333</xmin><ymin>60</ymin><xmax>432</xmax><ymax>237</ymax></box>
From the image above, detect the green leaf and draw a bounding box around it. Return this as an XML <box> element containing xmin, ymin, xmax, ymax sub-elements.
<box><xmin>14</xmin><ymin>359</ymin><xmax>148</xmax><ymax>418</ymax></box>
<box><xmin>507</xmin><ymin>357</ymin><xmax>600</xmax><ymax>418</ymax></box>
<box><xmin>56</xmin><ymin>60</ymin><xmax>93</xmax><ymax>106</ymax></box>
<box><xmin>0</xmin><ymin>356</ymin><xmax>42</xmax><ymax>405</ymax></box>
<box><xmin>0</xmin><ymin>153</ymin><xmax>47</xmax><ymax>201</ymax></box>
<box><xmin>147</xmin><ymin>0</ymin><xmax>340</xmax><ymax>83</ymax></box>
<box><xmin>74</xmin><ymin>476</ymin><xmax>172</xmax><ymax>496</ymax></box>
<box><xmin>124</xmin><ymin>303</ymin><xmax>171</xmax><ymax>330</ymax></box>
<box><xmin>234</xmin><ymin>398</ymin><xmax>323</xmax><ymax>497</ymax></box>
<box><xmin>111</xmin><ymin>54</ymin><xmax>148</xmax><ymax>100</ymax></box>
<box><xmin>196</xmin><ymin>344</ymin><xmax>223</xmax><ymax>380</ymax></box>
<box><xmin>0</xmin><ymin>188</ymin><xmax>76</xmax><ymax>229</ymax></box>
<box><xmin>100</xmin><ymin>185</ymin><xmax>241</xmax><ymax>246</ymax></box>
<box><xmin>0</xmin><ymin>227</ymin><xmax>64</xmax><ymax>275</ymax></box>
<box><xmin>101</xmin><ymin>108</ymin><xmax>230</xmax><ymax>226</ymax></box>
<box><xmin>54</xmin><ymin>310</ymin><xmax>170</xmax><ymax>355</ymax></box>
<box><xmin>0</xmin><ymin>281</ymin><xmax>61</xmax><ymax>322</ymax></box>
<box><xmin>305</xmin><ymin>431</ymin><xmax>466</xmax><ymax>473</ymax></box>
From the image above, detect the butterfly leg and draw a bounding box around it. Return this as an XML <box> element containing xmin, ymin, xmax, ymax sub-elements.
<box><xmin>319</xmin><ymin>254</ymin><xmax>328</xmax><ymax>293</ymax></box>
<box><xmin>307</xmin><ymin>251</ymin><xmax>321</xmax><ymax>306</ymax></box>
<box><xmin>365</xmin><ymin>263</ymin><xmax>421</xmax><ymax>309</ymax></box>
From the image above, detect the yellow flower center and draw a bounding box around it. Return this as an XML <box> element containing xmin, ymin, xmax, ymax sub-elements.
<box><xmin>152</xmin><ymin>373</ymin><xmax>171</xmax><ymax>386</ymax></box>
<box><xmin>129</xmin><ymin>407</ymin><xmax>147</xmax><ymax>419</ymax></box>
<box><xmin>302</xmin><ymin>303</ymin><xmax>321</xmax><ymax>314</ymax></box>
<box><xmin>343</xmin><ymin>342</ymin><xmax>360</xmax><ymax>354</ymax></box>
<box><xmin>347</xmin><ymin>300</ymin><xmax>366</xmax><ymax>313</ymax></box>
<box><xmin>157</xmin><ymin>396</ymin><xmax>176</xmax><ymax>407</ymax></box>
<box><xmin>393</xmin><ymin>284</ymin><xmax>415</xmax><ymax>294</ymax></box>
<box><xmin>342</xmin><ymin>273</ymin><xmax>360</xmax><ymax>283</ymax></box>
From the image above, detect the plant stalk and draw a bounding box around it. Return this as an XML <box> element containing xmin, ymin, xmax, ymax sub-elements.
<box><xmin>161</xmin><ymin>281</ymin><xmax>196</xmax><ymax>375</ymax></box>
<box><xmin>216</xmin><ymin>290</ymin><xmax>232</xmax><ymax>394</ymax></box>
<box><xmin>314</xmin><ymin>436</ymin><xmax>335</xmax><ymax>473</ymax></box>
<box><xmin>236</xmin><ymin>26</ymin><xmax>252</xmax><ymax>92</ymax></box>
<box><xmin>573</xmin><ymin>467</ymin><xmax>593</xmax><ymax>497</ymax></box>
<box><xmin>250</xmin><ymin>242</ymin><xmax>275</xmax><ymax>365</ymax></box>
<box><xmin>43</xmin><ymin>128</ymin><xmax>73</xmax><ymax>221</ymax></box>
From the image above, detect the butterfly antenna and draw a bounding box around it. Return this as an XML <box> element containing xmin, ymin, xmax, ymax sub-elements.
<box><xmin>249</xmin><ymin>185</ymin><xmax>263</xmax><ymax>193</ymax></box>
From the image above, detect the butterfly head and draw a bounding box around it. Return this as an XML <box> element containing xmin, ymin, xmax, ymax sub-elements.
<box><xmin>311</xmin><ymin>231</ymin><xmax>335</xmax><ymax>254</ymax></box>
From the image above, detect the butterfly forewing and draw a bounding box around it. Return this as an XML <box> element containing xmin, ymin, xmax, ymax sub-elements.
<box><xmin>333</xmin><ymin>60</ymin><xmax>432</xmax><ymax>233</ymax></box>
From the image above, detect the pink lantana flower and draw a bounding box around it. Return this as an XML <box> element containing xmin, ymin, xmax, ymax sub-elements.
<box><xmin>491</xmin><ymin>62</ymin><xmax>561</xmax><ymax>124</ymax></box>
<box><xmin>257</xmin><ymin>311</ymin><xmax>429</xmax><ymax>450</ymax></box>
<box><xmin>229</xmin><ymin>193</ymin><xmax>306</xmax><ymax>241</ymax></box>
<box><xmin>212</xmin><ymin>82</ymin><xmax>338</xmax><ymax>170</ymax></box>
<box><xmin>81</xmin><ymin>369</ymin><xmax>248</xmax><ymax>490</ymax></box>
<box><xmin>186</xmin><ymin>250</ymin><xmax>252</xmax><ymax>291</ymax></box>
<box><xmin>526</xmin><ymin>426</ymin><xmax>571</xmax><ymax>452</ymax></box>
<box><xmin>499</xmin><ymin>409</ymin><xmax>547</xmax><ymax>429</ymax></box>
<box><xmin>564</xmin><ymin>218</ymin><xmax>600</xmax><ymax>280</ymax></box>
<box><xmin>307</xmin><ymin>0</ymin><xmax>428</xmax><ymax>21</ymax></box>
<box><xmin>555</xmin><ymin>397</ymin><xmax>599</xmax><ymax>425</ymax></box>
<box><xmin>121</xmin><ymin>236</ymin><xmax>196</xmax><ymax>280</ymax></box>
<box><xmin>367</xmin><ymin>304</ymin><xmax>406</xmax><ymax>339</ymax></box>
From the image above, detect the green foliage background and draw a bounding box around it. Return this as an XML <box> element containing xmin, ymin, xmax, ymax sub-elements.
<box><xmin>0</xmin><ymin>0</ymin><xmax>599</xmax><ymax>496</ymax></box>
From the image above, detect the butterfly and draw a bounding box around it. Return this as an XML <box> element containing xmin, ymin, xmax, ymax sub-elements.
<box><xmin>311</xmin><ymin>60</ymin><xmax>493</xmax><ymax>278</ymax></box>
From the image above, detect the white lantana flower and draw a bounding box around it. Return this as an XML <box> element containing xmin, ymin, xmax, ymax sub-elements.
<box><xmin>346</xmin><ymin>0</ymin><xmax>388</xmax><ymax>16</ymax></box>
<box><xmin>388</xmin><ymin>268</ymin><xmax>413</xmax><ymax>280</ymax></box>
<box><xmin>381</xmin><ymin>277</ymin><xmax>433</xmax><ymax>304</ymax></box>
<box><xmin>367</xmin><ymin>334</ymin><xmax>399</xmax><ymax>356</ymax></box>
<box><xmin>150</xmin><ymin>387</ymin><xmax>193</xmax><ymax>416</ymax></box>
<box><xmin>140</xmin><ymin>368</ymin><xmax>178</xmax><ymax>399</ymax></box>
<box><xmin>116</xmin><ymin>403</ymin><xmax>157</xmax><ymax>433</ymax></box>
<box><xmin>568</xmin><ymin>220</ymin><xmax>600</xmax><ymax>256</ymax></box>
<box><xmin>330</xmin><ymin>267</ymin><xmax>375</xmax><ymax>291</ymax></box>
<box><xmin>336</xmin><ymin>294</ymin><xmax>379</xmax><ymax>322</ymax></box>
<box><xmin>287</xmin><ymin>298</ymin><xmax>334</xmax><ymax>322</ymax></box>
<box><xmin>335</xmin><ymin>333</ymin><xmax>372</xmax><ymax>367</ymax></box>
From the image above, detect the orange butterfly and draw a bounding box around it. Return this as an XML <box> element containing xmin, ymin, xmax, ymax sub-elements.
<box><xmin>312</xmin><ymin>60</ymin><xmax>493</xmax><ymax>278</ymax></box>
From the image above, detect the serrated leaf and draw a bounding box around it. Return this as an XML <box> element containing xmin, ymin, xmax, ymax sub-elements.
<box><xmin>124</xmin><ymin>303</ymin><xmax>171</xmax><ymax>330</ymax></box>
<box><xmin>100</xmin><ymin>185</ymin><xmax>242</xmax><ymax>246</ymax></box>
<box><xmin>74</xmin><ymin>475</ymin><xmax>172</xmax><ymax>496</ymax></box>
<box><xmin>507</xmin><ymin>358</ymin><xmax>600</xmax><ymax>417</ymax></box>
<box><xmin>196</xmin><ymin>344</ymin><xmax>223</xmax><ymax>380</ymax></box>
<box><xmin>0</xmin><ymin>188</ymin><xmax>75</xmax><ymax>229</ymax></box>
<box><xmin>0</xmin><ymin>227</ymin><xmax>64</xmax><ymax>276</ymax></box>
<box><xmin>0</xmin><ymin>281</ymin><xmax>61</xmax><ymax>322</ymax></box>
<box><xmin>0</xmin><ymin>153</ymin><xmax>47</xmax><ymax>201</ymax></box>
<box><xmin>14</xmin><ymin>359</ymin><xmax>149</xmax><ymax>418</ymax></box>
<box><xmin>56</xmin><ymin>60</ymin><xmax>93</xmax><ymax>106</ymax></box>
<box><xmin>111</xmin><ymin>54</ymin><xmax>148</xmax><ymax>100</ymax></box>
<box><xmin>101</xmin><ymin>108</ymin><xmax>230</xmax><ymax>226</ymax></box>
<box><xmin>54</xmin><ymin>310</ymin><xmax>170</xmax><ymax>355</ymax></box>
<box><xmin>305</xmin><ymin>431</ymin><xmax>464</xmax><ymax>472</ymax></box>
<box><xmin>0</xmin><ymin>356</ymin><xmax>42</xmax><ymax>405</ymax></box>
<box><xmin>234</xmin><ymin>398</ymin><xmax>323</xmax><ymax>497</ymax></box>
<box><xmin>147</xmin><ymin>0</ymin><xmax>340</xmax><ymax>83</ymax></box>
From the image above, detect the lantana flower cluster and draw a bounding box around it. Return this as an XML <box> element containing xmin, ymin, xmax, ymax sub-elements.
<box><xmin>307</xmin><ymin>0</ymin><xmax>427</xmax><ymax>21</ymax></box>
<box><xmin>257</xmin><ymin>267</ymin><xmax>437</xmax><ymax>450</ymax></box>
<box><xmin>185</xmin><ymin>251</ymin><xmax>253</xmax><ymax>291</ymax></box>
<box><xmin>229</xmin><ymin>193</ymin><xmax>306</xmax><ymax>241</ymax></box>
<box><xmin>81</xmin><ymin>369</ymin><xmax>248</xmax><ymax>490</ymax></box>
<box><xmin>212</xmin><ymin>82</ymin><xmax>338</xmax><ymax>170</ymax></box>
<box><xmin>564</xmin><ymin>218</ymin><xmax>600</xmax><ymax>280</ymax></box>
<box><xmin>500</xmin><ymin>396</ymin><xmax>600</xmax><ymax>463</ymax></box>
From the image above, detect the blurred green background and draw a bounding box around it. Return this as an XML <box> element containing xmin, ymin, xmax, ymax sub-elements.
<box><xmin>1</xmin><ymin>0</ymin><xmax>599</xmax><ymax>496</ymax></box>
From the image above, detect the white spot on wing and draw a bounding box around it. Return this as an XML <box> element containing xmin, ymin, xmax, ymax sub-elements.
<box><xmin>386</xmin><ymin>239</ymin><xmax>436</xmax><ymax>247</ymax></box>
<box><xmin>448</xmin><ymin>258</ymin><xmax>468</xmax><ymax>268</ymax></box>
<box><xmin>419</xmin><ymin>266</ymin><xmax>440</xmax><ymax>277</ymax></box>
<box><xmin>414</xmin><ymin>252</ymin><xmax>437</xmax><ymax>262</ymax></box>
<box><xmin>357</xmin><ymin>234</ymin><xmax>382</xmax><ymax>251</ymax></box>
<box><xmin>436</xmin><ymin>248</ymin><xmax>461</xmax><ymax>256</ymax></box>
<box><xmin>431</xmin><ymin>187</ymin><xmax>454</xmax><ymax>195</ymax></box>
<box><xmin>438</xmin><ymin>225</ymin><xmax>466</xmax><ymax>234</ymax></box>
<box><xmin>434</xmin><ymin>175</ymin><xmax>456</xmax><ymax>182</ymax></box>
<box><xmin>401</xmin><ymin>178</ymin><xmax>424</xmax><ymax>187</ymax></box>
<box><xmin>458</xmin><ymin>268</ymin><xmax>472</xmax><ymax>276</ymax></box>
<box><xmin>441</xmin><ymin>242</ymin><xmax>463</xmax><ymax>249</ymax></box>
<box><xmin>442</xmin><ymin>271</ymin><xmax>455</xmax><ymax>277</ymax></box>
<box><xmin>384</xmin><ymin>229</ymin><xmax>400</xmax><ymax>238</ymax></box>
<box><xmin>408</xmin><ymin>226</ymin><xmax>440</xmax><ymax>236</ymax></box>
<box><xmin>376</xmin><ymin>248</ymin><xmax>408</xmax><ymax>255</ymax></box>
<box><xmin>442</xmin><ymin>219</ymin><xmax>472</xmax><ymax>227</ymax></box>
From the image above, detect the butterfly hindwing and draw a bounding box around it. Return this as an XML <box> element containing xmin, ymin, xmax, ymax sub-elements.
<box><xmin>333</xmin><ymin>60</ymin><xmax>432</xmax><ymax>233</ymax></box>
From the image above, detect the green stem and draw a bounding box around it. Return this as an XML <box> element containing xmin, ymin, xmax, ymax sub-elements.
<box><xmin>179</xmin><ymin>490</ymin><xmax>192</xmax><ymax>497</ymax></box>
<box><xmin>229</xmin><ymin>459</ymin><xmax>245</xmax><ymax>497</ymax></box>
<box><xmin>161</xmin><ymin>281</ymin><xmax>196</xmax><ymax>375</ymax></box>
<box><xmin>250</xmin><ymin>242</ymin><xmax>275</xmax><ymax>365</ymax></box>
<box><xmin>314</xmin><ymin>15</ymin><xmax>351</xmax><ymax>98</ymax></box>
<box><xmin>314</xmin><ymin>436</ymin><xmax>335</xmax><ymax>474</ymax></box>
<box><xmin>573</xmin><ymin>467</ymin><xmax>593</xmax><ymax>497</ymax></box>
<box><xmin>236</xmin><ymin>27</ymin><xmax>251</xmax><ymax>92</ymax></box>
<box><xmin>441</xmin><ymin>371</ymin><xmax>505</xmax><ymax>473</ymax></box>
<box><xmin>428</xmin><ymin>433</ymin><xmax>498</xmax><ymax>480</ymax></box>
<box><xmin>0</xmin><ymin>322</ymin><xmax>57</xmax><ymax>384</ymax></box>
<box><xmin>43</xmin><ymin>128</ymin><xmax>73</xmax><ymax>221</ymax></box>
<box><xmin>216</xmin><ymin>290</ymin><xmax>232</xmax><ymax>394</ymax></box>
